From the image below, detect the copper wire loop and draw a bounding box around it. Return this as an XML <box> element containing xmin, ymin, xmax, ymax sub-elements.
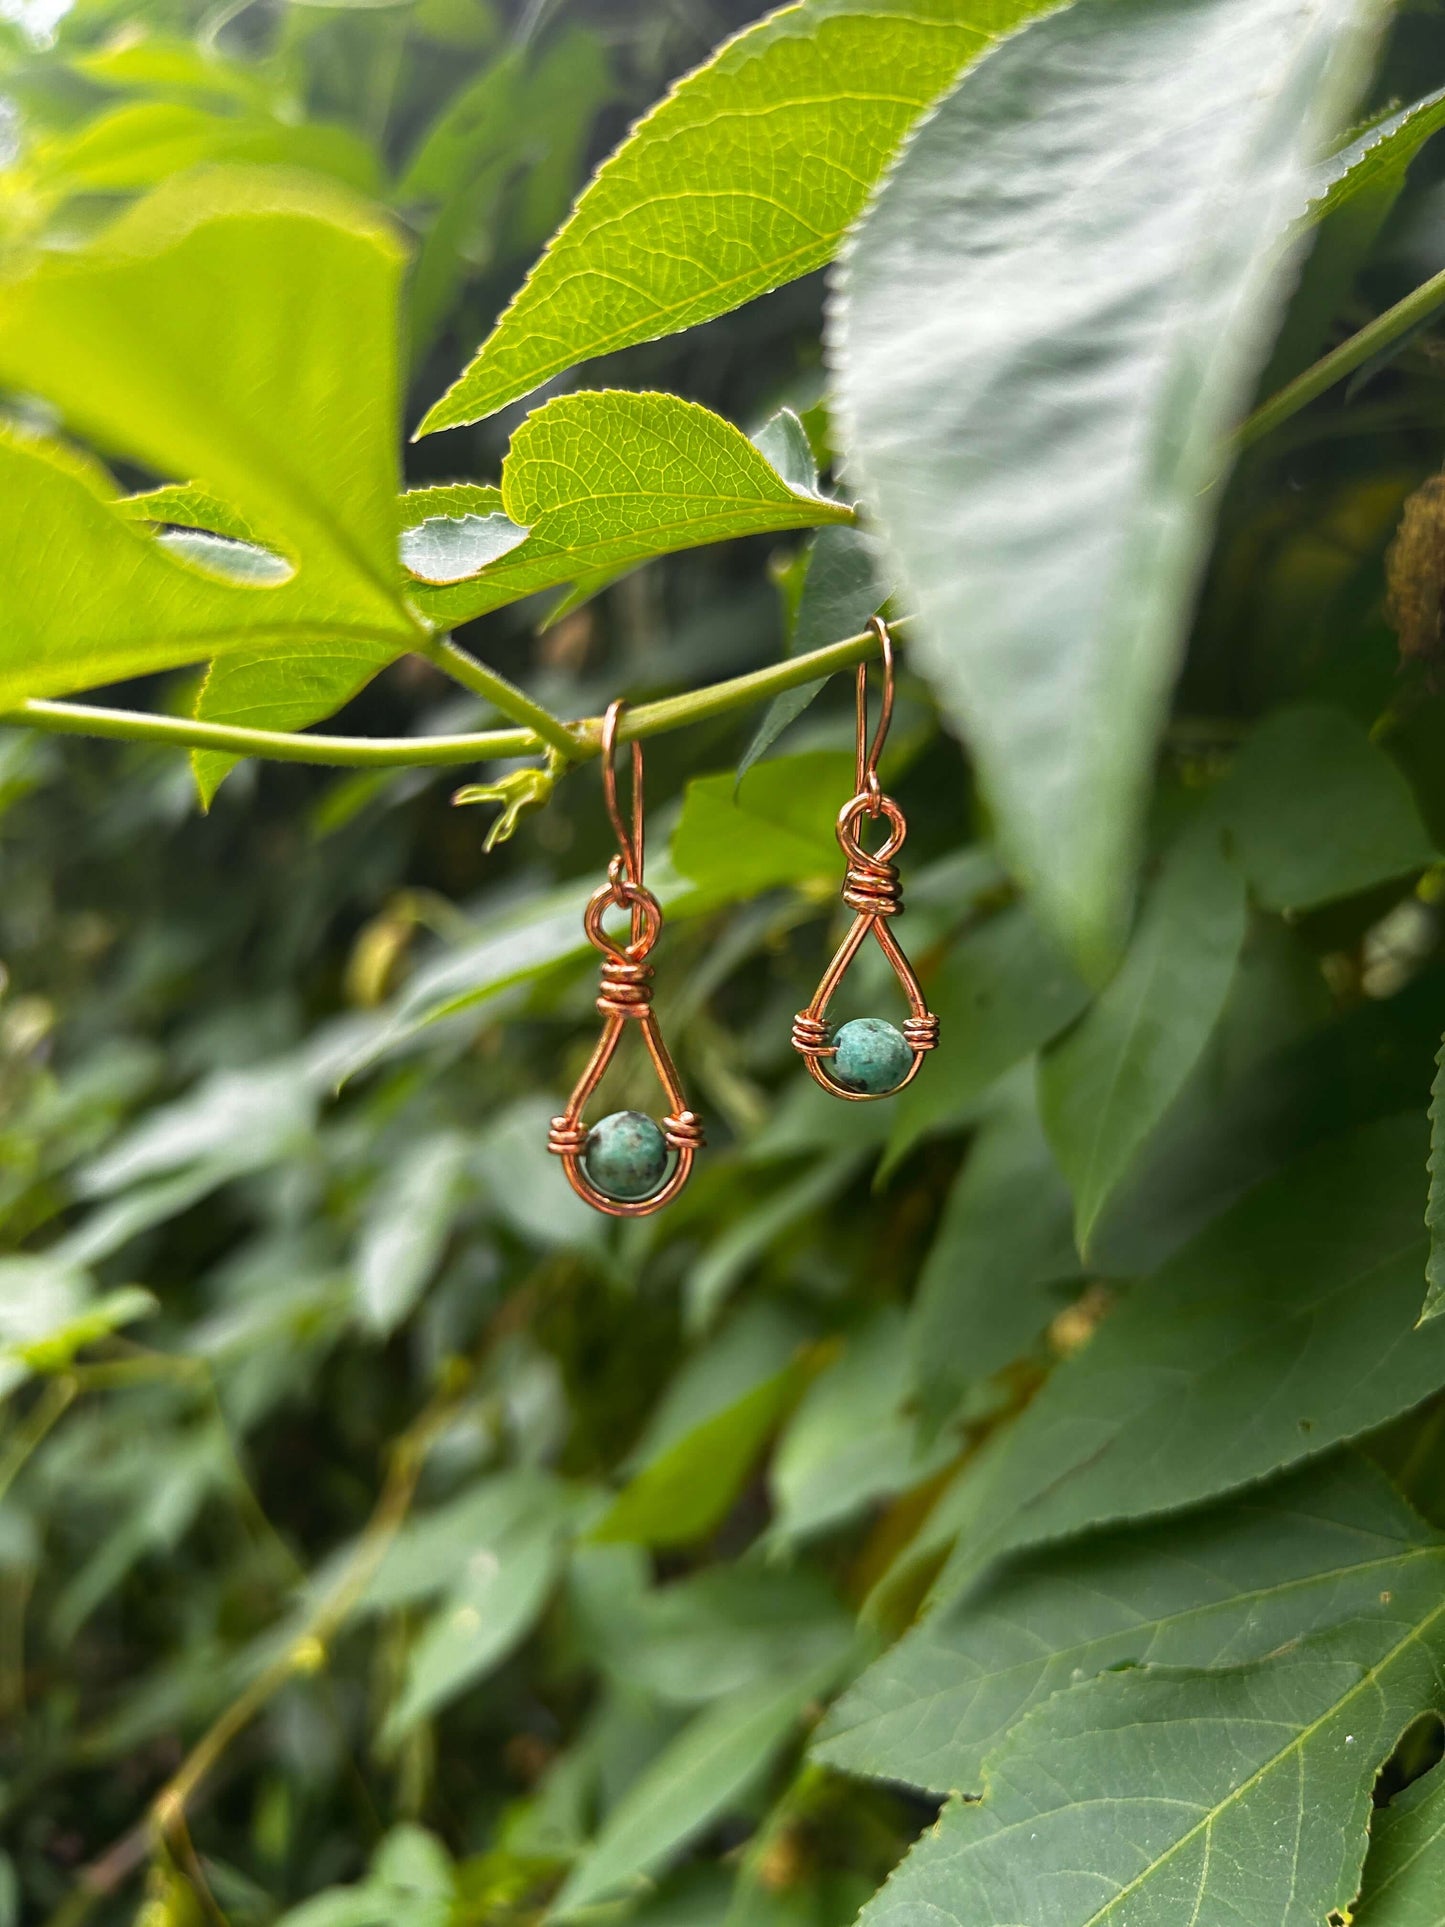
<box><xmin>551</xmin><ymin>699</ymin><xmax>703</xmax><ymax>1215</ymax></box>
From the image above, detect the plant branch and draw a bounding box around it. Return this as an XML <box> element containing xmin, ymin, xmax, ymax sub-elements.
<box><xmin>415</xmin><ymin>634</ymin><xmax>582</xmax><ymax>759</ymax></box>
<box><xmin>1240</xmin><ymin>263</ymin><xmax>1445</xmax><ymax>448</ymax></box>
<box><xmin>3</xmin><ymin>622</ymin><xmax>894</xmax><ymax>771</ymax></box>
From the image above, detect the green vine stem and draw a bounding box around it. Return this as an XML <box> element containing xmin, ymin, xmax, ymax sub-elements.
<box><xmin>414</xmin><ymin>632</ymin><xmax>583</xmax><ymax>758</ymax></box>
<box><xmin>2</xmin><ymin>622</ymin><xmax>896</xmax><ymax>771</ymax></box>
<box><xmin>1239</xmin><ymin>262</ymin><xmax>1445</xmax><ymax>447</ymax></box>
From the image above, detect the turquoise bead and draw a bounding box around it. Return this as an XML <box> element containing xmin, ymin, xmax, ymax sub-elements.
<box><xmin>831</xmin><ymin>1017</ymin><xmax>912</xmax><ymax>1095</ymax></box>
<box><xmin>583</xmin><ymin>1109</ymin><xmax>670</xmax><ymax>1201</ymax></box>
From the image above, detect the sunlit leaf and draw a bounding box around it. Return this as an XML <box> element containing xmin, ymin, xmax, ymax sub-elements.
<box><xmin>418</xmin><ymin>0</ymin><xmax>1057</xmax><ymax>432</ymax></box>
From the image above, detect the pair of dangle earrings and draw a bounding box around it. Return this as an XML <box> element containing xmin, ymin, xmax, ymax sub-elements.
<box><xmin>551</xmin><ymin>618</ymin><xmax>939</xmax><ymax>1217</ymax></box>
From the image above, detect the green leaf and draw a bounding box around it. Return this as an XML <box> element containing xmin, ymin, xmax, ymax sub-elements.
<box><xmin>0</xmin><ymin>171</ymin><xmax>419</xmax><ymax>709</ymax></box>
<box><xmin>818</xmin><ymin>1451</ymin><xmax>1435</xmax><ymax>1795</ymax></box>
<box><xmin>0</xmin><ymin>1258</ymin><xmax>155</xmax><ymax>1398</ymax></box>
<box><xmin>831</xmin><ymin>0</ymin><xmax>1385</xmax><ymax>972</ymax></box>
<box><xmin>1038</xmin><ymin>818</ymin><xmax>1249</xmax><ymax>1255</ymax></box>
<box><xmin>883</xmin><ymin>898</ymin><xmax>1091</xmax><ymax>1176</ymax></box>
<box><xmin>34</xmin><ymin>99</ymin><xmax>380</xmax><ymax>197</ymax></box>
<box><xmin>852</xmin><ymin>1595</ymin><xmax>1445</xmax><ymax>1927</ymax></box>
<box><xmin>1425</xmin><ymin>1037</ymin><xmax>1445</xmax><ymax>1327</ymax></box>
<box><xmin>408</xmin><ymin>392</ymin><xmax>852</xmax><ymax>632</ymax></box>
<box><xmin>592</xmin><ymin>1305</ymin><xmax>814</xmax><ymax>1547</ymax></box>
<box><xmin>551</xmin><ymin>1662</ymin><xmax>841</xmax><ymax>1918</ymax></box>
<box><xmin>925</xmin><ymin>1112</ymin><xmax>1445</xmax><ymax>1604</ymax></box>
<box><xmin>671</xmin><ymin>751</ymin><xmax>855</xmax><ymax>896</ymax></box>
<box><xmin>383</xmin><ymin>1500</ymin><xmax>570</xmax><ymax>1741</ymax></box>
<box><xmin>768</xmin><ymin>1308</ymin><xmax>955</xmax><ymax>1545</ymax></box>
<box><xmin>906</xmin><ymin>1069</ymin><xmax>1078</xmax><ymax>1432</ymax></box>
<box><xmin>1265</xmin><ymin>84</ymin><xmax>1445</xmax><ymax>390</ymax></box>
<box><xmin>1354</xmin><ymin>1759</ymin><xmax>1445</xmax><ymax>1925</ymax></box>
<box><xmin>354</xmin><ymin>1130</ymin><xmax>469</xmax><ymax>1336</ymax></box>
<box><xmin>417</xmin><ymin>0</ymin><xmax>1055</xmax><ymax>432</ymax></box>
<box><xmin>685</xmin><ymin>1150</ymin><xmax>862</xmax><ymax>1334</ymax></box>
<box><xmin>584</xmin><ymin>1564</ymin><xmax>855</xmax><ymax>1708</ymax></box>
<box><xmin>276</xmin><ymin>1826</ymin><xmax>454</xmax><ymax>1927</ymax></box>
<box><xmin>360</xmin><ymin>1471</ymin><xmax>571</xmax><ymax>1613</ymax></box>
<box><xmin>1213</xmin><ymin>705</ymin><xmax>1436</xmax><ymax>912</ymax></box>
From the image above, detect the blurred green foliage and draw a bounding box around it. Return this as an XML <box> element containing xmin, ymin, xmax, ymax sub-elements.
<box><xmin>8</xmin><ymin>0</ymin><xmax>1445</xmax><ymax>1924</ymax></box>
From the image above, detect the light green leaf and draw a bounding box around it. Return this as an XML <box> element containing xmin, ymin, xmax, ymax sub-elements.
<box><xmin>906</xmin><ymin>1069</ymin><xmax>1078</xmax><ymax>1432</ymax></box>
<box><xmin>0</xmin><ymin>1258</ymin><xmax>155</xmax><ymax>1398</ymax></box>
<box><xmin>671</xmin><ymin>751</ymin><xmax>854</xmax><ymax>897</ymax></box>
<box><xmin>1213</xmin><ymin>705</ymin><xmax>1436</xmax><ymax>912</ymax></box>
<box><xmin>854</xmin><ymin>1597</ymin><xmax>1445</xmax><ymax>1927</ymax></box>
<box><xmin>831</xmin><ymin>0</ymin><xmax>1385</xmax><ymax>972</ymax></box>
<box><xmin>0</xmin><ymin>171</ymin><xmax>419</xmax><ymax>710</ymax></box>
<box><xmin>35</xmin><ymin>99</ymin><xmax>379</xmax><ymax>197</ymax></box>
<box><xmin>750</xmin><ymin>409</ymin><xmax>820</xmax><ymax>496</ymax></box>
<box><xmin>383</xmin><ymin>1504</ymin><xmax>569</xmax><ymax>1741</ymax></box>
<box><xmin>1354</xmin><ymin>1759</ymin><xmax>1445</xmax><ymax>1925</ymax></box>
<box><xmin>418</xmin><ymin>0</ymin><xmax>1055</xmax><ymax>432</ymax></box>
<box><xmin>818</xmin><ymin>1451</ymin><xmax>1435</xmax><ymax>1795</ymax></box>
<box><xmin>551</xmin><ymin>1662</ymin><xmax>840</xmax><ymax>1918</ymax></box>
<box><xmin>1038</xmin><ymin>819</ymin><xmax>1249</xmax><ymax>1255</ymax></box>
<box><xmin>187</xmin><ymin>486</ymin><xmax>517</xmax><ymax>802</ymax></box>
<box><xmin>923</xmin><ymin>1113</ymin><xmax>1445</xmax><ymax>1604</ymax></box>
<box><xmin>408</xmin><ymin>392</ymin><xmax>853</xmax><ymax>632</ymax></box>
<box><xmin>354</xmin><ymin>1130</ymin><xmax>469</xmax><ymax>1335</ymax></box>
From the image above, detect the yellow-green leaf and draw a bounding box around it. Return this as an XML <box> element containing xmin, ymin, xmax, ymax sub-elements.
<box><xmin>417</xmin><ymin>0</ymin><xmax>1056</xmax><ymax>433</ymax></box>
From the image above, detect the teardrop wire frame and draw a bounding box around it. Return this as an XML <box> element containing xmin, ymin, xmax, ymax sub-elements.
<box><xmin>548</xmin><ymin>700</ymin><xmax>704</xmax><ymax>1216</ymax></box>
<box><xmin>792</xmin><ymin>618</ymin><xmax>941</xmax><ymax>1100</ymax></box>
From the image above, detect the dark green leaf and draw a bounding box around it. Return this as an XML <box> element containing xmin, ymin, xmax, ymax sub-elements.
<box><xmin>1038</xmin><ymin>818</ymin><xmax>1248</xmax><ymax>1255</ymax></box>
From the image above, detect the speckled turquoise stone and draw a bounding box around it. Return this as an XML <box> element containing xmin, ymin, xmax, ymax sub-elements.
<box><xmin>583</xmin><ymin>1109</ymin><xmax>669</xmax><ymax>1201</ymax></box>
<box><xmin>832</xmin><ymin>1017</ymin><xmax>912</xmax><ymax>1095</ymax></box>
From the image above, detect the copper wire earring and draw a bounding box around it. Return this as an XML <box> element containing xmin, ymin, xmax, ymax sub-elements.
<box><xmin>549</xmin><ymin>701</ymin><xmax>704</xmax><ymax>1215</ymax></box>
<box><xmin>792</xmin><ymin>618</ymin><xmax>940</xmax><ymax>1098</ymax></box>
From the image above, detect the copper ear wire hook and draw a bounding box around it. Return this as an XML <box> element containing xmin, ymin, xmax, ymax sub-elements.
<box><xmin>548</xmin><ymin>701</ymin><xmax>704</xmax><ymax>1215</ymax></box>
<box><xmin>600</xmin><ymin>700</ymin><xmax>644</xmax><ymax>941</ymax></box>
<box><xmin>856</xmin><ymin>615</ymin><xmax>894</xmax><ymax>813</ymax></box>
<box><xmin>792</xmin><ymin>617</ymin><xmax>940</xmax><ymax>1098</ymax></box>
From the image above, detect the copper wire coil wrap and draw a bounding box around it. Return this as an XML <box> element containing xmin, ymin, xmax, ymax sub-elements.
<box><xmin>547</xmin><ymin>1117</ymin><xmax>591</xmax><ymax>1156</ymax></box>
<box><xmin>596</xmin><ymin>955</ymin><xmax>654</xmax><ymax>1016</ymax></box>
<box><xmin>903</xmin><ymin>1014</ymin><xmax>940</xmax><ymax>1051</ymax></box>
<box><xmin>662</xmin><ymin>1110</ymin><xmax>706</xmax><ymax>1151</ymax></box>
<box><xmin>841</xmin><ymin>859</ymin><xmax>902</xmax><ymax>916</ymax></box>
<box><xmin>791</xmin><ymin>1014</ymin><xmax>833</xmax><ymax>1058</ymax></box>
